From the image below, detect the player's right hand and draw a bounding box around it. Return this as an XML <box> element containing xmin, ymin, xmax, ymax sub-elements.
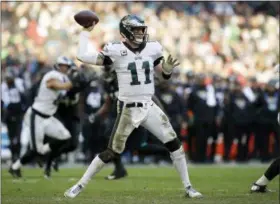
<box><xmin>83</xmin><ymin>22</ymin><xmax>95</xmax><ymax>32</ymax></box>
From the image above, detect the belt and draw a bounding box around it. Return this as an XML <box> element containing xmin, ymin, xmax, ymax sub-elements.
<box><xmin>126</xmin><ymin>102</ymin><xmax>143</xmax><ymax>108</ymax></box>
<box><xmin>118</xmin><ymin>100</ymin><xmax>144</xmax><ymax>108</ymax></box>
<box><xmin>32</xmin><ymin>108</ymin><xmax>51</xmax><ymax>118</ymax></box>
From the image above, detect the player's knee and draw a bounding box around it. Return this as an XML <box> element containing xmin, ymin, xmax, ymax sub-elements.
<box><xmin>99</xmin><ymin>148</ymin><xmax>119</xmax><ymax>163</ymax></box>
<box><xmin>164</xmin><ymin>138</ymin><xmax>181</xmax><ymax>153</ymax></box>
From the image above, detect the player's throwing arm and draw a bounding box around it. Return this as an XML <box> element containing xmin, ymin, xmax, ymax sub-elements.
<box><xmin>74</xmin><ymin>10</ymin><xmax>105</xmax><ymax>66</ymax></box>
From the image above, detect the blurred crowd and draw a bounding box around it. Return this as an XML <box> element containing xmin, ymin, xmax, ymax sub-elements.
<box><xmin>2</xmin><ymin>2</ymin><xmax>279</xmax><ymax>82</ymax></box>
<box><xmin>1</xmin><ymin>2</ymin><xmax>279</xmax><ymax>164</ymax></box>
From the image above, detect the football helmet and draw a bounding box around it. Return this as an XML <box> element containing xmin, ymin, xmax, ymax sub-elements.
<box><xmin>119</xmin><ymin>14</ymin><xmax>148</xmax><ymax>45</ymax></box>
<box><xmin>55</xmin><ymin>56</ymin><xmax>72</xmax><ymax>70</ymax></box>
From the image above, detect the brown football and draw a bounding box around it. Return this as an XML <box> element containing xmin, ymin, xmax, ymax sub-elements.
<box><xmin>74</xmin><ymin>10</ymin><xmax>99</xmax><ymax>28</ymax></box>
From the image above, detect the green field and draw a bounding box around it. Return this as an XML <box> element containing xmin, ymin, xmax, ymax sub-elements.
<box><xmin>2</xmin><ymin>165</ymin><xmax>279</xmax><ymax>204</ymax></box>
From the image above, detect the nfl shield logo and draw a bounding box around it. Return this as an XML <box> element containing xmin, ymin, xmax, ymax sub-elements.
<box><xmin>121</xmin><ymin>50</ymin><xmax>127</xmax><ymax>56</ymax></box>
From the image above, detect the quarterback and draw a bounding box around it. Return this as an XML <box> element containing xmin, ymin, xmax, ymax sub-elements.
<box><xmin>64</xmin><ymin>14</ymin><xmax>202</xmax><ymax>198</ymax></box>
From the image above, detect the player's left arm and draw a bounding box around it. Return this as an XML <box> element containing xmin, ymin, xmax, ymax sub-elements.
<box><xmin>153</xmin><ymin>42</ymin><xmax>180</xmax><ymax>80</ymax></box>
<box><xmin>46</xmin><ymin>79</ymin><xmax>73</xmax><ymax>90</ymax></box>
<box><xmin>160</xmin><ymin>55</ymin><xmax>180</xmax><ymax>79</ymax></box>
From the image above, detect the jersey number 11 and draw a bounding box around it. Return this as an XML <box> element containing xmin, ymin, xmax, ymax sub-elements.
<box><xmin>128</xmin><ymin>61</ymin><xmax>151</xmax><ymax>85</ymax></box>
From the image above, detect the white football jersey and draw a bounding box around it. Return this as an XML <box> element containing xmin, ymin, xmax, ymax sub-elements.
<box><xmin>101</xmin><ymin>41</ymin><xmax>163</xmax><ymax>102</ymax></box>
<box><xmin>32</xmin><ymin>70</ymin><xmax>68</xmax><ymax>115</ymax></box>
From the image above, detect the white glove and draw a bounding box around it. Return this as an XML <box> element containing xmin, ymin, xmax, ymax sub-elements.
<box><xmin>88</xmin><ymin>114</ymin><xmax>95</xmax><ymax>123</ymax></box>
<box><xmin>278</xmin><ymin>113</ymin><xmax>280</xmax><ymax>125</ymax></box>
<box><xmin>83</xmin><ymin>22</ymin><xmax>96</xmax><ymax>32</ymax></box>
<box><xmin>162</xmin><ymin>55</ymin><xmax>180</xmax><ymax>75</ymax></box>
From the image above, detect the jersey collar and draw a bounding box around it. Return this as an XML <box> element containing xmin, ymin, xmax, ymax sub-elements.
<box><xmin>122</xmin><ymin>41</ymin><xmax>146</xmax><ymax>54</ymax></box>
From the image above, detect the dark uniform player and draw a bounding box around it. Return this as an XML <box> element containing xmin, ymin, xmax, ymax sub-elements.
<box><xmin>82</xmin><ymin>73</ymin><xmax>106</xmax><ymax>162</ymax></box>
<box><xmin>155</xmin><ymin>80</ymin><xmax>185</xmax><ymax>139</ymax></box>
<box><xmin>250</xmin><ymin>64</ymin><xmax>280</xmax><ymax>193</ymax></box>
<box><xmin>186</xmin><ymin>74</ymin><xmax>218</xmax><ymax>163</ymax></box>
<box><xmin>224</xmin><ymin>77</ymin><xmax>255</xmax><ymax>162</ymax></box>
<box><xmin>1</xmin><ymin>69</ymin><xmax>26</xmax><ymax>162</ymax></box>
<box><xmin>254</xmin><ymin>79</ymin><xmax>280</xmax><ymax>162</ymax></box>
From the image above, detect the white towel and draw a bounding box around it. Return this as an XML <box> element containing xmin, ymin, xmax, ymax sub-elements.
<box><xmin>206</xmin><ymin>85</ymin><xmax>217</xmax><ymax>107</ymax></box>
<box><xmin>242</xmin><ymin>86</ymin><xmax>256</xmax><ymax>102</ymax></box>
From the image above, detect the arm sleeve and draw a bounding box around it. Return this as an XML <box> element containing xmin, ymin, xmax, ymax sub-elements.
<box><xmin>152</xmin><ymin>41</ymin><xmax>164</xmax><ymax>67</ymax></box>
<box><xmin>77</xmin><ymin>31</ymin><xmax>100</xmax><ymax>65</ymax></box>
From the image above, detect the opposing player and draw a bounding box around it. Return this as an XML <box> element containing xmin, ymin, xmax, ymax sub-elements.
<box><xmin>64</xmin><ymin>14</ymin><xmax>202</xmax><ymax>198</ymax></box>
<box><xmin>9</xmin><ymin>56</ymin><xmax>80</xmax><ymax>177</ymax></box>
<box><xmin>250</xmin><ymin>64</ymin><xmax>280</xmax><ymax>193</ymax></box>
<box><xmin>250</xmin><ymin>157</ymin><xmax>280</xmax><ymax>193</ymax></box>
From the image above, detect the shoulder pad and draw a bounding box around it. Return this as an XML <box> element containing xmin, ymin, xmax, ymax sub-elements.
<box><xmin>102</xmin><ymin>42</ymin><xmax>121</xmax><ymax>55</ymax></box>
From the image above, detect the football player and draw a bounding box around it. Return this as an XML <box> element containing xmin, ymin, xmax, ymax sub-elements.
<box><xmin>65</xmin><ymin>14</ymin><xmax>202</xmax><ymax>198</ymax></box>
<box><xmin>9</xmin><ymin>56</ymin><xmax>82</xmax><ymax>178</ymax></box>
<box><xmin>250</xmin><ymin>157</ymin><xmax>280</xmax><ymax>193</ymax></box>
<box><xmin>1</xmin><ymin>69</ymin><xmax>26</xmax><ymax>163</ymax></box>
<box><xmin>91</xmin><ymin>68</ymin><xmax>170</xmax><ymax>180</ymax></box>
<box><xmin>250</xmin><ymin>64</ymin><xmax>280</xmax><ymax>193</ymax></box>
<box><xmin>43</xmin><ymin>61</ymin><xmax>93</xmax><ymax>178</ymax></box>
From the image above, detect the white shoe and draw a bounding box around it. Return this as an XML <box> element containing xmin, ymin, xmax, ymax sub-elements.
<box><xmin>186</xmin><ymin>186</ymin><xmax>203</xmax><ymax>198</ymax></box>
<box><xmin>64</xmin><ymin>184</ymin><xmax>84</xmax><ymax>198</ymax></box>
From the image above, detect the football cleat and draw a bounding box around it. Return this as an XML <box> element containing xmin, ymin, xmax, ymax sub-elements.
<box><xmin>186</xmin><ymin>186</ymin><xmax>203</xmax><ymax>198</ymax></box>
<box><xmin>9</xmin><ymin>167</ymin><xmax>22</xmax><ymax>178</ymax></box>
<box><xmin>250</xmin><ymin>183</ymin><xmax>269</xmax><ymax>193</ymax></box>
<box><xmin>64</xmin><ymin>184</ymin><xmax>84</xmax><ymax>198</ymax></box>
<box><xmin>105</xmin><ymin>169</ymin><xmax>128</xmax><ymax>180</ymax></box>
<box><xmin>52</xmin><ymin>160</ymin><xmax>59</xmax><ymax>172</ymax></box>
<box><xmin>44</xmin><ymin>168</ymin><xmax>51</xmax><ymax>179</ymax></box>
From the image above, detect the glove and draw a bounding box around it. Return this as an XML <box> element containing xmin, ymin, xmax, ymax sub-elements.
<box><xmin>278</xmin><ymin>113</ymin><xmax>280</xmax><ymax>125</ymax></box>
<box><xmin>68</xmin><ymin>69</ymin><xmax>80</xmax><ymax>85</ymax></box>
<box><xmin>83</xmin><ymin>22</ymin><xmax>95</xmax><ymax>32</ymax></box>
<box><xmin>88</xmin><ymin>113</ymin><xmax>96</xmax><ymax>123</ymax></box>
<box><xmin>68</xmin><ymin>69</ymin><xmax>88</xmax><ymax>89</ymax></box>
<box><xmin>162</xmin><ymin>55</ymin><xmax>180</xmax><ymax>75</ymax></box>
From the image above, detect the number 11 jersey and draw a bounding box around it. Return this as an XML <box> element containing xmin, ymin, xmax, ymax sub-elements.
<box><xmin>101</xmin><ymin>41</ymin><xmax>163</xmax><ymax>102</ymax></box>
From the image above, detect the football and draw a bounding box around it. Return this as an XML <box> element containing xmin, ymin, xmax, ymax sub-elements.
<box><xmin>74</xmin><ymin>10</ymin><xmax>99</xmax><ymax>28</ymax></box>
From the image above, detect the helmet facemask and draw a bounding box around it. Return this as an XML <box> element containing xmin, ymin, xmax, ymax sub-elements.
<box><xmin>130</xmin><ymin>26</ymin><xmax>148</xmax><ymax>44</ymax></box>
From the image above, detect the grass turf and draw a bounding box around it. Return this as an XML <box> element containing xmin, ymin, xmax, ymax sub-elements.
<box><xmin>1</xmin><ymin>165</ymin><xmax>279</xmax><ymax>204</ymax></box>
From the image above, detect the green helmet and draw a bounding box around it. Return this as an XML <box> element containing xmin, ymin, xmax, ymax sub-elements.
<box><xmin>119</xmin><ymin>14</ymin><xmax>148</xmax><ymax>45</ymax></box>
